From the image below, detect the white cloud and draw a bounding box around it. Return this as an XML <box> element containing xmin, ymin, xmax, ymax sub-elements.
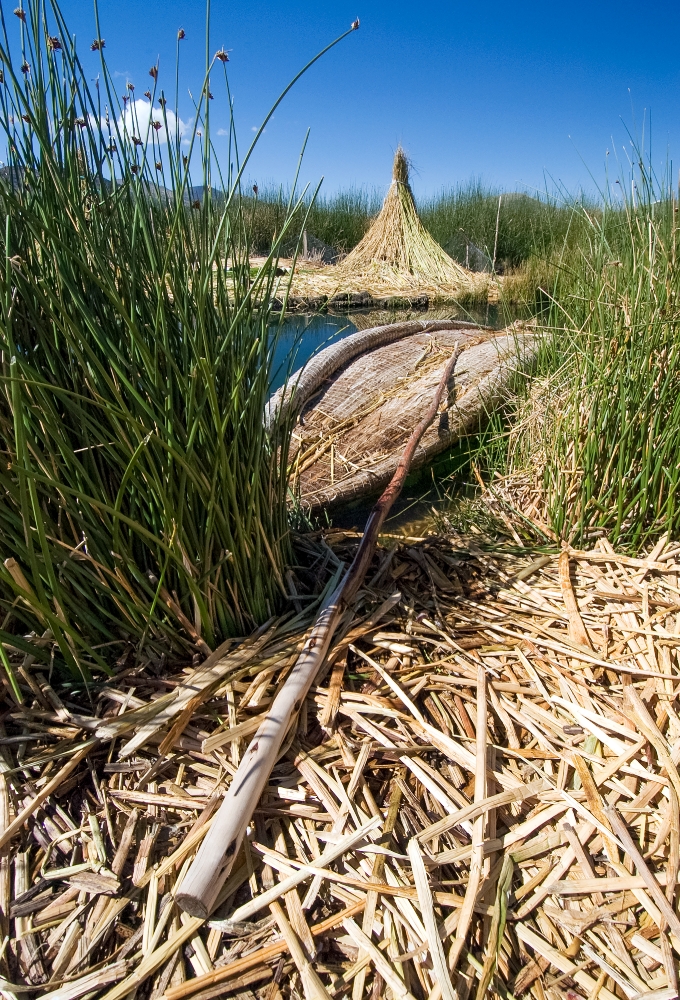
<box><xmin>118</xmin><ymin>99</ymin><xmax>190</xmax><ymax>146</ymax></box>
<box><xmin>216</xmin><ymin>128</ymin><xmax>229</xmax><ymax>136</ymax></box>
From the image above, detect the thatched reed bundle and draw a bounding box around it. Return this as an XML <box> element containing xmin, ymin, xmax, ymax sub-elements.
<box><xmin>340</xmin><ymin>148</ymin><xmax>472</xmax><ymax>284</ymax></box>
<box><xmin>285</xmin><ymin>321</ymin><xmax>537</xmax><ymax>508</ymax></box>
<box><xmin>288</xmin><ymin>149</ymin><xmax>491</xmax><ymax>304</ymax></box>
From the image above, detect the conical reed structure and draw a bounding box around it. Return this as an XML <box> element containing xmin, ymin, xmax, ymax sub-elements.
<box><xmin>288</xmin><ymin>148</ymin><xmax>489</xmax><ymax>304</ymax></box>
<box><xmin>338</xmin><ymin>148</ymin><xmax>471</xmax><ymax>285</ymax></box>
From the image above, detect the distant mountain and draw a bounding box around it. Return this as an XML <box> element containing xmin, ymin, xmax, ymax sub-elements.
<box><xmin>0</xmin><ymin>166</ymin><xmax>230</xmax><ymax>208</ymax></box>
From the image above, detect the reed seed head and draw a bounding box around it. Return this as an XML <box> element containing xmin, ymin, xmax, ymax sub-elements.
<box><xmin>155</xmin><ymin>161</ymin><xmax>162</xmax><ymax>170</ymax></box>
<box><xmin>191</xmin><ymin>200</ymin><xmax>200</xmax><ymax>210</ymax></box>
<box><xmin>351</xmin><ymin>18</ymin><xmax>360</xmax><ymax>30</ymax></box>
<box><xmin>152</xmin><ymin>120</ymin><xmax>161</xmax><ymax>131</ymax></box>
<box><xmin>127</xmin><ymin>81</ymin><xmax>134</xmax><ymax>91</ymax></box>
<box><xmin>149</xmin><ymin>66</ymin><xmax>158</xmax><ymax>80</ymax></box>
<box><xmin>130</xmin><ymin>163</ymin><xmax>138</xmax><ymax>173</ymax></box>
<box><xmin>47</xmin><ymin>36</ymin><xmax>62</xmax><ymax>51</ymax></box>
<box><xmin>158</xmin><ymin>96</ymin><xmax>167</xmax><ymax>107</ymax></box>
<box><xmin>131</xmin><ymin>136</ymin><xmax>142</xmax><ymax>146</ymax></box>
<box><xmin>252</xmin><ymin>184</ymin><xmax>258</xmax><ymax>196</ymax></box>
<box><xmin>20</xmin><ymin>62</ymin><xmax>30</xmax><ymax>74</ymax></box>
<box><xmin>21</xmin><ymin>113</ymin><xmax>30</xmax><ymax>123</ymax></box>
<box><xmin>177</xmin><ymin>28</ymin><xmax>185</xmax><ymax>40</ymax></box>
<box><xmin>90</xmin><ymin>38</ymin><xmax>105</xmax><ymax>50</ymax></box>
<box><xmin>144</xmin><ymin>90</ymin><xmax>151</xmax><ymax>99</ymax></box>
<box><xmin>215</xmin><ymin>49</ymin><xmax>229</xmax><ymax>63</ymax></box>
<box><xmin>13</xmin><ymin>7</ymin><xmax>26</xmax><ymax>21</ymax></box>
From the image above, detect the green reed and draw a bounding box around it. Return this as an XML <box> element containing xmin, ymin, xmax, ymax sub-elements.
<box><xmin>0</xmin><ymin>0</ymin><xmax>355</xmax><ymax>677</ymax></box>
<box><xmin>247</xmin><ymin>185</ymin><xmax>380</xmax><ymax>259</ymax></box>
<box><xmin>473</xmin><ymin>145</ymin><xmax>680</xmax><ymax>550</ymax></box>
<box><xmin>538</xmin><ymin>171</ymin><xmax>680</xmax><ymax>549</ymax></box>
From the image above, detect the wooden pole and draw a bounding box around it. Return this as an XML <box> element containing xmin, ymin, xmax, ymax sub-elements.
<box><xmin>175</xmin><ymin>343</ymin><xmax>462</xmax><ymax>919</ymax></box>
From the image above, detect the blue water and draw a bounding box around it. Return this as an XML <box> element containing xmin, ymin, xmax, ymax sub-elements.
<box><xmin>270</xmin><ymin>314</ymin><xmax>357</xmax><ymax>393</ymax></box>
<box><xmin>269</xmin><ymin>303</ymin><xmax>521</xmax><ymax>393</ymax></box>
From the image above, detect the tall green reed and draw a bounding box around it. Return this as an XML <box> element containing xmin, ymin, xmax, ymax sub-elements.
<box><xmin>247</xmin><ymin>186</ymin><xmax>380</xmax><ymax>259</ymax></box>
<box><xmin>0</xmin><ymin>0</ymin><xmax>356</xmax><ymax>678</ymax></box>
<box><xmin>494</xmin><ymin>151</ymin><xmax>680</xmax><ymax>550</ymax></box>
<box><xmin>419</xmin><ymin>182</ymin><xmax>590</xmax><ymax>272</ymax></box>
<box><xmin>540</xmin><ymin>173</ymin><xmax>680</xmax><ymax>549</ymax></box>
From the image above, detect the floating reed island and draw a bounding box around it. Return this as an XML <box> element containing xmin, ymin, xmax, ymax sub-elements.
<box><xmin>4</xmin><ymin>529</ymin><xmax>680</xmax><ymax>1000</ymax></box>
<box><xmin>282</xmin><ymin>150</ymin><xmax>495</xmax><ymax>310</ymax></box>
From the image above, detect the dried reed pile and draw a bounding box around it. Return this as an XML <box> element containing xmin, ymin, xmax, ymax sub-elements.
<box><xmin>3</xmin><ymin>529</ymin><xmax>680</xmax><ymax>1000</ymax></box>
<box><xmin>289</xmin><ymin>151</ymin><xmax>492</xmax><ymax>305</ymax></box>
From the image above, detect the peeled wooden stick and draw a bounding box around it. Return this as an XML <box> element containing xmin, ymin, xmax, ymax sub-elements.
<box><xmin>176</xmin><ymin>343</ymin><xmax>462</xmax><ymax>919</ymax></box>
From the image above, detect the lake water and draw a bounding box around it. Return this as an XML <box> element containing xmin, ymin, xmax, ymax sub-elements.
<box><xmin>269</xmin><ymin>303</ymin><xmax>527</xmax><ymax>393</ymax></box>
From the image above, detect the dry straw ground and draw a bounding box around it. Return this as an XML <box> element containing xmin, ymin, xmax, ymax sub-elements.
<box><xmin>3</xmin><ymin>525</ymin><xmax>680</xmax><ymax>1000</ymax></box>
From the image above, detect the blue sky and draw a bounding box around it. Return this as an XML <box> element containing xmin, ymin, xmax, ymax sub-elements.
<box><xmin>42</xmin><ymin>1</ymin><xmax>680</xmax><ymax>198</ymax></box>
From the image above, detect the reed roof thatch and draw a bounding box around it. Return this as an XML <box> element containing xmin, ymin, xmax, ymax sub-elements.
<box><xmin>288</xmin><ymin>148</ymin><xmax>492</xmax><ymax>304</ymax></box>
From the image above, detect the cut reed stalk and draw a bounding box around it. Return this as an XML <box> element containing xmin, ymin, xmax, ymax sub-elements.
<box><xmin>175</xmin><ymin>344</ymin><xmax>462</xmax><ymax>918</ymax></box>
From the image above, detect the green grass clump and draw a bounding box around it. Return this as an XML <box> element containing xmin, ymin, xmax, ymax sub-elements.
<box><xmin>470</xmin><ymin>156</ymin><xmax>680</xmax><ymax>550</ymax></box>
<box><xmin>0</xmin><ymin>1</ymin><xmax>353</xmax><ymax>677</ymax></box>
<box><xmin>536</xmin><ymin>179</ymin><xmax>680</xmax><ymax>549</ymax></box>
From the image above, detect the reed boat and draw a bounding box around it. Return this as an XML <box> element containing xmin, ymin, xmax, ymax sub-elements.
<box><xmin>268</xmin><ymin>318</ymin><xmax>538</xmax><ymax>510</ymax></box>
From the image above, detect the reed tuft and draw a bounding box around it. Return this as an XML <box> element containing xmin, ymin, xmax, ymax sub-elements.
<box><xmin>0</xmin><ymin>0</ymin><xmax>353</xmax><ymax>677</ymax></box>
<box><xmin>494</xmin><ymin>155</ymin><xmax>680</xmax><ymax>549</ymax></box>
